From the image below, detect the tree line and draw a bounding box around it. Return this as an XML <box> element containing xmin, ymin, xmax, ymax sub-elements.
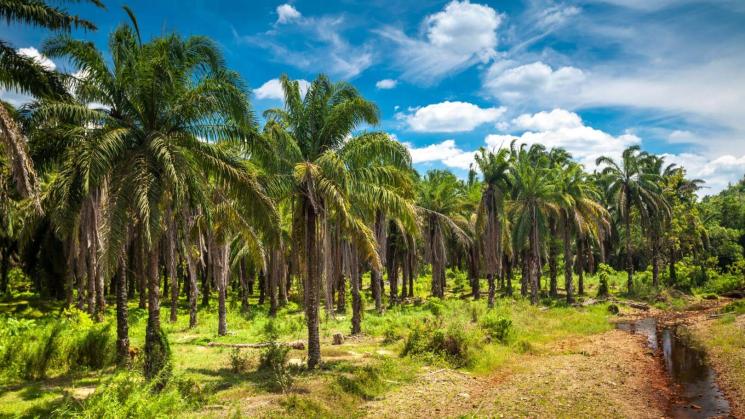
<box><xmin>1</xmin><ymin>1</ymin><xmax>743</xmax><ymax>380</ymax></box>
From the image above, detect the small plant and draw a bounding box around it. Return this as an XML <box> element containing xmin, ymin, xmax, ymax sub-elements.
<box><xmin>229</xmin><ymin>348</ymin><xmax>251</xmax><ymax>373</ymax></box>
<box><xmin>401</xmin><ymin>319</ymin><xmax>480</xmax><ymax>368</ymax></box>
<box><xmin>480</xmin><ymin>314</ymin><xmax>512</xmax><ymax>343</ymax></box>
<box><xmin>597</xmin><ymin>263</ymin><xmax>612</xmax><ymax>298</ymax></box>
<box><xmin>382</xmin><ymin>325</ymin><xmax>403</xmax><ymax>344</ymax></box>
<box><xmin>258</xmin><ymin>320</ymin><xmax>293</xmax><ymax>393</ymax></box>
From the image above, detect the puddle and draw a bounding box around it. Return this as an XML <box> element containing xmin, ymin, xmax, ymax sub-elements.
<box><xmin>616</xmin><ymin>318</ymin><xmax>731</xmax><ymax>418</ymax></box>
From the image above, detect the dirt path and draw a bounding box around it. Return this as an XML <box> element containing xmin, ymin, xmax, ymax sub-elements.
<box><xmin>363</xmin><ymin>329</ymin><xmax>671</xmax><ymax>418</ymax></box>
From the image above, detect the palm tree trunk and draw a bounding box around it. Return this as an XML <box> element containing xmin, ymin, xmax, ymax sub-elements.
<box><xmin>470</xmin><ymin>244</ymin><xmax>480</xmax><ymax>300</ymax></box>
<box><xmin>346</xmin><ymin>241</ymin><xmax>362</xmax><ymax>335</ymax></box>
<box><xmin>529</xmin><ymin>208</ymin><xmax>540</xmax><ymax>305</ymax></box>
<box><xmin>116</xmin><ymin>245</ymin><xmax>130</xmax><ymax>366</ymax></box>
<box><xmin>138</xmin><ymin>236</ymin><xmax>147</xmax><ymax>309</ymax></box>
<box><xmin>144</xmin><ymin>239</ymin><xmax>167</xmax><ymax>380</ymax></box>
<box><xmin>520</xmin><ymin>252</ymin><xmax>528</xmax><ymax>297</ymax></box>
<box><xmin>651</xmin><ymin>231</ymin><xmax>659</xmax><ymax>287</ymax></box>
<box><xmin>624</xmin><ymin>210</ymin><xmax>633</xmax><ymax>293</ymax></box>
<box><xmin>371</xmin><ymin>210</ymin><xmax>385</xmax><ymax>313</ymax></box>
<box><xmin>304</xmin><ymin>198</ymin><xmax>322</xmax><ymax>369</ymax></box>
<box><xmin>576</xmin><ymin>238</ymin><xmax>585</xmax><ymax>295</ymax></box>
<box><xmin>430</xmin><ymin>217</ymin><xmax>445</xmax><ymax>298</ymax></box>
<box><xmin>216</xmin><ymin>242</ymin><xmax>229</xmax><ymax>336</ymax></box>
<box><xmin>505</xmin><ymin>256</ymin><xmax>513</xmax><ymax>296</ymax></box>
<box><xmin>548</xmin><ymin>223</ymin><xmax>558</xmax><ymax>298</ymax></box>
<box><xmin>166</xmin><ymin>218</ymin><xmax>178</xmax><ymax>323</ymax></box>
<box><xmin>487</xmin><ymin>274</ymin><xmax>495</xmax><ymax>308</ymax></box>
<box><xmin>563</xmin><ymin>217</ymin><xmax>574</xmax><ymax>304</ymax></box>
<box><xmin>669</xmin><ymin>246</ymin><xmax>677</xmax><ymax>285</ymax></box>
<box><xmin>184</xmin><ymin>244</ymin><xmax>199</xmax><ymax>328</ymax></box>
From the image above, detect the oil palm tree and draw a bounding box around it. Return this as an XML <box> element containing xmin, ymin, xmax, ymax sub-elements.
<box><xmin>0</xmin><ymin>0</ymin><xmax>102</xmax><ymax>206</ymax></box>
<box><xmin>474</xmin><ymin>147</ymin><xmax>511</xmax><ymax>307</ymax></box>
<box><xmin>38</xmin><ymin>19</ymin><xmax>275</xmax><ymax>378</ymax></box>
<box><xmin>509</xmin><ymin>145</ymin><xmax>560</xmax><ymax>304</ymax></box>
<box><xmin>557</xmin><ymin>163</ymin><xmax>609</xmax><ymax>303</ymax></box>
<box><xmin>261</xmin><ymin>74</ymin><xmax>395</xmax><ymax>368</ymax></box>
<box><xmin>417</xmin><ymin>170</ymin><xmax>470</xmax><ymax>298</ymax></box>
<box><xmin>597</xmin><ymin>146</ymin><xmax>666</xmax><ymax>294</ymax></box>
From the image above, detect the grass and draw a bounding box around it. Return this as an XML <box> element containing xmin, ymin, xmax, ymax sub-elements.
<box><xmin>0</xmin><ymin>269</ymin><xmax>641</xmax><ymax>417</ymax></box>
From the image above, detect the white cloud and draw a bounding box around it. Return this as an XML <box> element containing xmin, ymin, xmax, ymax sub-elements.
<box><xmin>398</xmin><ymin>101</ymin><xmax>506</xmax><ymax>132</ymax></box>
<box><xmin>17</xmin><ymin>47</ymin><xmax>55</xmax><ymax>71</ymax></box>
<box><xmin>667</xmin><ymin>130</ymin><xmax>695</xmax><ymax>143</ymax></box>
<box><xmin>483</xmin><ymin>61</ymin><xmax>585</xmax><ymax>103</ymax></box>
<box><xmin>237</xmin><ymin>12</ymin><xmax>373</xmax><ymax>79</ymax></box>
<box><xmin>378</xmin><ymin>0</ymin><xmax>502</xmax><ymax>84</ymax></box>
<box><xmin>488</xmin><ymin>108</ymin><xmax>640</xmax><ymax>168</ymax></box>
<box><xmin>276</xmin><ymin>4</ymin><xmax>301</xmax><ymax>24</ymax></box>
<box><xmin>511</xmin><ymin>108</ymin><xmax>582</xmax><ymax>131</ymax></box>
<box><xmin>403</xmin><ymin>139</ymin><xmax>476</xmax><ymax>169</ymax></box>
<box><xmin>663</xmin><ymin>153</ymin><xmax>745</xmax><ymax>195</ymax></box>
<box><xmin>254</xmin><ymin>78</ymin><xmax>310</xmax><ymax>100</ymax></box>
<box><xmin>375</xmin><ymin>79</ymin><xmax>397</xmax><ymax>89</ymax></box>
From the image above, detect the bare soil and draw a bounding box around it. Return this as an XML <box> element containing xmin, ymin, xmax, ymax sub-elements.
<box><xmin>363</xmin><ymin>329</ymin><xmax>671</xmax><ymax>418</ymax></box>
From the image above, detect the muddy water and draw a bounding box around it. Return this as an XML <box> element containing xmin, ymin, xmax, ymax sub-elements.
<box><xmin>616</xmin><ymin>318</ymin><xmax>731</xmax><ymax>418</ymax></box>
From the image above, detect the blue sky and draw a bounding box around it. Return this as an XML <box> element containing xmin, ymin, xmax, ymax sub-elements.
<box><xmin>2</xmin><ymin>0</ymin><xmax>745</xmax><ymax>194</ymax></box>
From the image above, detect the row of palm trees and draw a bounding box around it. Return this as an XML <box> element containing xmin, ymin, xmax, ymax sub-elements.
<box><xmin>1</xmin><ymin>2</ymin><xmax>701</xmax><ymax>376</ymax></box>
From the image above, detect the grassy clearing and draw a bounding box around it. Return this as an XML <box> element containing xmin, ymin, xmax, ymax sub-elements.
<box><xmin>1</xmin><ymin>271</ymin><xmax>626</xmax><ymax>417</ymax></box>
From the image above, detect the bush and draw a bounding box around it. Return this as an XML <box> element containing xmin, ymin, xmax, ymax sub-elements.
<box><xmin>424</xmin><ymin>299</ymin><xmax>445</xmax><ymax>316</ymax></box>
<box><xmin>229</xmin><ymin>348</ymin><xmax>251</xmax><ymax>373</ymax></box>
<box><xmin>258</xmin><ymin>321</ymin><xmax>293</xmax><ymax>393</ymax></box>
<box><xmin>597</xmin><ymin>264</ymin><xmax>611</xmax><ymax>298</ymax></box>
<box><xmin>53</xmin><ymin>372</ymin><xmax>203</xmax><ymax>418</ymax></box>
<box><xmin>69</xmin><ymin>324</ymin><xmax>115</xmax><ymax>369</ymax></box>
<box><xmin>401</xmin><ymin>319</ymin><xmax>480</xmax><ymax>368</ymax></box>
<box><xmin>480</xmin><ymin>314</ymin><xmax>512</xmax><ymax>343</ymax></box>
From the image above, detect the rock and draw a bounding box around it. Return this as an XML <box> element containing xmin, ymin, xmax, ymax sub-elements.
<box><xmin>332</xmin><ymin>333</ymin><xmax>344</xmax><ymax>345</ymax></box>
<box><xmin>607</xmin><ymin>304</ymin><xmax>620</xmax><ymax>314</ymax></box>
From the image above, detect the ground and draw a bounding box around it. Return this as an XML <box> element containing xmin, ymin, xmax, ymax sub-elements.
<box><xmin>1</xmin><ymin>272</ymin><xmax>743</xmax><ymax>418</ymax></box>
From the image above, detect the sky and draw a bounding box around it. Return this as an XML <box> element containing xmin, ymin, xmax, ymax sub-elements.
<box><xmin>2</xmin><ymin>0</ymin><xmax>745</xmax><ymax>194</ymax></box>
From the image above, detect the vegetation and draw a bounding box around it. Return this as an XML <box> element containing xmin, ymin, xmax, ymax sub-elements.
<box><xmin>1</xmin><ymin>2</ymin><xmax>744</xmax><ymax>417</ymax></box>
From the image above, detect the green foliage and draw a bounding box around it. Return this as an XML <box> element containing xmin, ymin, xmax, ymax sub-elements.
<box><xmin>229</xmin><ymin>348</ymin><xmax>251</xmax><ymax>374</ymax></box>
<box><xmin>257</xmin><ymin>320</ymin><xmax>293</xmax><ymax>393</ymax></box>
<box><xmin>53</xmin><ymin>372</ymin><xmax>205</xmax><ymax>418</ymax></box>
<box><xmin>0</xmin><ymin>310</ymin><xmax>115</xmax><ymax>380</ymax></box>
<box><xmin>596</xmin><ymin>263</ymin><xmax>612</xmax><ymax>298</ymax></box>
<box><xmin>401</xmin><ymin>318</ymin><xmax>481</xmax><ymax>368</ymax></box>
<box><xmin>334</xmin><ymin>359</ymin><xmax>414</xmax><ymax>401</ymax></box>
<box><xmin>480</xmin><ymin>314</ymin><xmax>512</xmax><ymax>343</ymax></box>
<box><xmin>144</xmin><ymin>326</ymin><xmax>172</xmax><ymax>388</ymax></box>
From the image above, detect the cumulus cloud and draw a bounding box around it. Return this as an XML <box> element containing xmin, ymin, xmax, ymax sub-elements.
<box><xmin>663</xmin><ymin>153</ymin><xmax>745</xmax><ymax>195</ymax></box>
<box><xmin>254</xmin><ymin>78</ymin><xmax>310</xmax><ymax>100</ymax></box>
<box><xmin>375</xmin><ymin>79</ymin><xmax>397</xmax><ymax>89</ymax></box>
<box><xmin>276</xmin><ymin>4</ymin><xmax>301</xmax><ymax>24</ymax></box>
<box><xmin>487</xmin><ymin>108</ymin><xmax>640</xmax><ymax>168</ymax></box>
<box><xmin>403</xmin><ymin>139</ymin><xmax>476</xmax><ymax>169</ymax></box>
<box><xmin>18</xmin><ymin>47</ymin><xmax>55</xmax><ymax>71</ymax></box>
<box><xmin>483</xmin><ymin>61</ymin><xmax>584</xmax><ymax>104</ymax></box>
<box><xmin>397</xmin><ymin>101</ymin><xmax>506</xmax><ymax>133</ymax></box>
<box><xmin>377</xmin><ymin>0</ymin><xmax>502</xmax><ymax>84</ymax></box>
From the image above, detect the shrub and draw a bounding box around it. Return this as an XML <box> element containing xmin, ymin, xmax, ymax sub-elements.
<box><xmin>258</xmin><ymin>320</ymin><xmax>293</xmax><ymax>393</ymax></box>
<box><xmin>424</xmin><ymin>299</ymin><xmax>445</xmax><ymax>316</ymax></box>
<box><xmin>480</xmin><ymin>314</ymin><xmax>512</xmax><ymax>343</ymax></box>
<box><xmin>53</xmin><ymin>372</ymin><xmax>203</xmax><ymax>418</ymax></box>
<box><xmin>229</xmin><ymin>348</ymin><xmax>251</xmax><ymax>373</ymax></box>
<box><xmin>401</xmin><ymin>319</ymin><xmax>480</xmax><ymax>368</ymax></box>
<box><xmin>69</xmin><ymin>324</ymin><xmax>114</xmax><ymax>369</ymax></box>
<box><xmin>597</xmin><ymin>264</ymin><xmax>611</xmax><ymax>298</ymax></box>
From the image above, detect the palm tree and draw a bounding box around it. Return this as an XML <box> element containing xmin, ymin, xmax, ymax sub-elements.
<box><xmin>557</xmin><ymin>163</ymin><xmax>609</xmax><ymax>303</ymax></box>
<box><xmin>0</xmin><ymin>0</ymin><xmax>102</xmax><ymax>207</ymax></box>
<box><xmin>597</xmin><ymin>146</ymin><xmax>666</xmax><ymax>294</ymax></box>
<box><xmin>261</xmin><ymin>75</ymin><xmax>398</xmax><ymax>368</ymax></box>
<box><xmin>474</xmin><ymin>147</ymin><xmax>510</xmax><ymax>307</ymax></box>
<box><xmin>509</xmin><ymin>145</ymin><xmax>560</xmax><ymax>304</ymax></box>
<box><xmin>38</xmin><ymin>19</ymin><xmax>275</xmax><ymax>377</ymax></box>
<box><xmin>417</xmin><ymin>170</ymin><xmax>470</xmax><ymax>298</ymax></box>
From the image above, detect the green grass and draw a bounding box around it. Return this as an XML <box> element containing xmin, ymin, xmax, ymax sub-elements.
<box><xmin>0</xmin><ymin>270</ymin><xmax>631</xmax><ymax>417</ymax></box>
